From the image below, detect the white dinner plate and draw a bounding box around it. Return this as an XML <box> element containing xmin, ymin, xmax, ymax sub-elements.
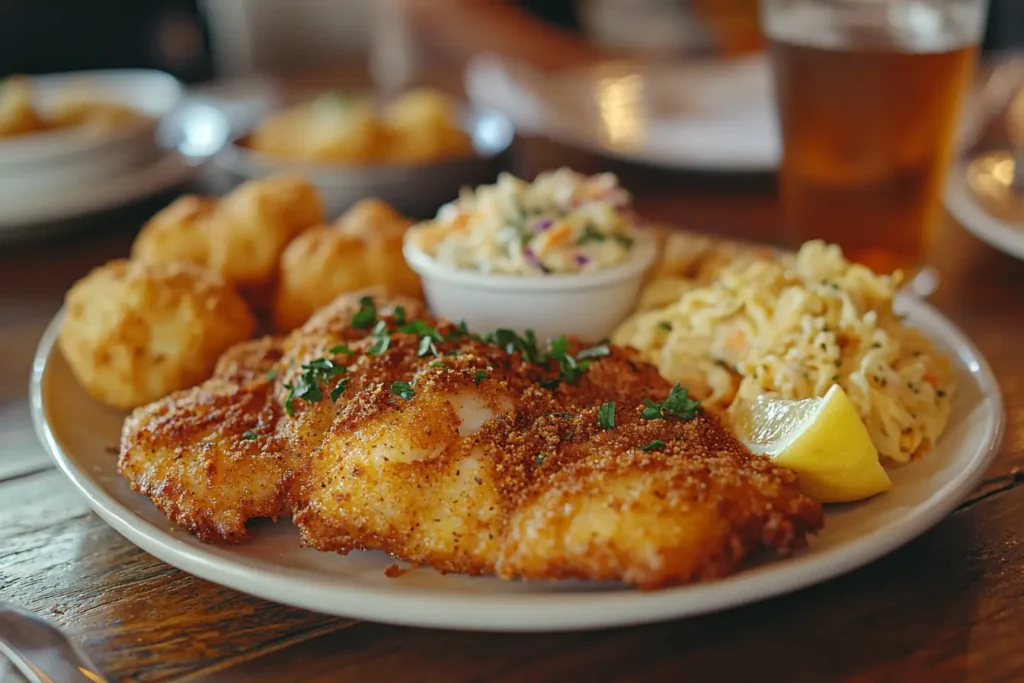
<box><xmin>945</xmin><ymin>157</ymin><xmax>1024</xmax><ymax>262</ymax></box>
<box><xmin>465</xmin><ymin>53</ymin><xmax>779</xmax><ymax>172</ymax></box>
<box><xmin>0</xmin><ymin>151</ymin><xmax>193</xmax><ymax>232</ymax></box>
<box><xmin>464</xmin><ymin>52</ymin><xmax>993</xmax><ymax>173</ymax></box>
<box><xmin>30</xmin><ymin>295</ymin><xmax>1003</xmax><ymax>632</ymax></box>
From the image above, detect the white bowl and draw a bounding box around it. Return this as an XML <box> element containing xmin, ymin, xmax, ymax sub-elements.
<box><xmin>403</xmin><ymin>232</ymin><xmax>658</xmax><ymax>343</ymax></box>
<box><xmin>210</xmin><ymin>104</ymin><xmax>514</xmax><ymax>219</ymax></box>
<box><xmin>0</xmin><ymin>69</ymin><xmax>183</xmax><ymax>200</ymax></box>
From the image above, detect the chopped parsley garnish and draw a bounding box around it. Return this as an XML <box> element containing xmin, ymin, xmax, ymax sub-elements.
<box><xmin>330</xmin><ymin>379</ymin><xmax>349</xmax><ymax>402</ymax></box>
<box><xmin>351</xmin><ymin>296</ymin><xmax>377</xmax><ymax>329</ymax></box>
<box><xmin>575</xmin><ymin>344</ymin><xmax>610</xmax><ymax>361</ymax></box>
<box><xmin>597</xmin><ymin>401</ymin><xmax>616</xmax><ymax>429</ymax></box>
<box><xmin>446</xmin><ymin>320</ymin><xmax>481</xmax><ymax>342</ymax></box>
<box><xmin>539</xmin><ymin>378</ymin><xmax>561</xmax><ymax>390</ymax></box>
<box><xmin>393</xmin><ymin>306</ymin><xmax>407</xmax><ymax>325</ymax></box>
<box><xmin>265</xmin><ymin>368</ymin><xmax>277</xmax><ymax>381</ymax></box>
<box><xmin>241</xmin><ymin>430</ymin><xmax>258</xmax><ymax>440</ymax></box>
<box><xmin>368</xmin><ymin>320</ymin><xmax>391</xmax><ymax>355</ymax></box>
<box><xmin>577</xmin><ymin>226</ymin><xmax>606</xmax><ymax>244</ymax></box>
<box><xmin>482</xmin><ymin>328</ymin><xmax>542</xmax><ymax>363</ymax></box>
<box><xmin>417</xmin><ymin>335</ymin><xmax>438</xmax><ymax>357</ymax></box>
<box><xmin>400</xmin><ymin>320</ymin><xmax>442</xmax><ymax>339</ymax></box>
<box><xmin>641</xmin><ymin>383</ymin><xmax>701</xmax><ymax>422</ymax></box>
<box><xmin>658</xmin><ymin>321</ymin><xmax>672</xmax><ymax>332</ymax></box>
<box><xmin>329</xmin><ymin>344</ymin><xmax>355</xmax><ymax>355</ymax></box>
<box><xmin>612</xmin><ymin>234</ymin><xmax>634</xmax><ymax>248</ymax></box>
<box><xmin>639</xmin><ymin>440</ymin><xmax>665</xmax><ymax>451</ymax></box>
<box><xmin>429</xmin><ymin>360</ymin><xmax>447</xmax><ymax>368</ymax></box>
<box><xmin>546</xmin><ymin>335</ymin><xmax>591</xmax><ymax>385</ymax></box>
<box><xmin>302</xmin><ymin>358</ymin><xmax>347</xmax><ymax>377</ymax></box>
<box><xmin>474</xmin><ymin>370</ymin><xmax>489</xmax><ymax>385</ymax></box>
<box><xmin>391</xmin><ymin>381</ymin><xmax>415</xmax><ymax>400</ymax></box>
<box><xmin>534</xmin><ymin>453</ymin><xmax>547</xmax><ymax>466</ymax></box>
<box><xmin>283</xmin><ymin>357</ymin><xmax>348</xmax><ymax>415</ymax></box>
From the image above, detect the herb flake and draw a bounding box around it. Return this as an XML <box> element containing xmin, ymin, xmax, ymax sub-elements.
<box><xmin>640</xmin><ymin>384</ymin><xmax>701</xmax><ymax>422</ymax></box>
<box><xmin>597</xmin><ymin>401</ymin><xmax>616</xmax><ymax>429</ymax></box>
<box><xmin>351</xmin><ymin>296</ymin><xmax>377</xmax><ymax>329</ymax></box>
<box><xmin>639</xmin><ymin>439</ymin><xmax>665</xmax><ymax>451</ymax></box>
<box><xmin>391</xmin><ymin>381</ymin><xmax>415</xmax><ymax>400</ymax></box>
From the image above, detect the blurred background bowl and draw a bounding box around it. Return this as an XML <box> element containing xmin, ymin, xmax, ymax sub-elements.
<box><xmin>0</xmin><ymin>69</ymin><xmax>184</xmax><ymax>201</ymax></box>
<box><xmin>209</xmin><ymin>103</ymin><xmax>515</xmax><ymax>219</ymax></box>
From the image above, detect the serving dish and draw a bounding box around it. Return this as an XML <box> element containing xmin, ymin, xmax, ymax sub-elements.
<box><xmin>404</xmin><ymin>230</ymin><xmax>657</xmax><ymax>343</ymax></box>
<box><xmin>211</xmin><ymin>104</ymin><xmax>515</xmax><ymax>219</ymax></box>
<box><xmin>945</xmin><ymin>155</ymin><xmax>1024</xmax><ymax>262</ymax></box>
<box><xmin>31</xmin><ymin>290</ymin><xmax>1003</xmax><ymax>632</ymax></box>
<box><xmin>0</xmin><ymin>70</ymin><xmax>184</xmax><ymax>201</ymax></box>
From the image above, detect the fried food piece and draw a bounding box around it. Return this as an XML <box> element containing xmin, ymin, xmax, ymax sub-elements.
<box><xmin>119</xmin><ymin>293</ymin><xmax>822</xmax><ymax>587</ymax></box>
<box><xmin>247</xmin><ymin>94</ymin><xmax>387</xmax><ymax>164</ymax></box>
<box><xmin>61</xmin><ymin>260</ymin><xmax>256</xmax><ymax>410</ymax></box>
<box><xmin>0</xmin><ymin>77</ymin><xmax>48</xmax><ymax>137</ymax></box>
<box><xmin>118</xmin><ymin>337</ymin><xmax>297</xmax><ymax>542</ymax></box>
<box><xmin>131</xmin><ymin>174</ymin><xmax>324</xmax><ymax>299</ymax></box>
<box><xmin>380</xmin><ymin>88</ymin><xmax>473</xmax><ymax>163</ymax></box>
<box><xmin>49</xmin><ymin>99</ymin><xmax>147</xmax><ymax>134</ymax></box>
<box><xmin>272</xmin><ymin>198</ymin><xmax>423</xmax><ymax>332</ymax></box>
<box><xmin>129</xmin><ymin>196</ymin><xmax>217</xmax><ymax>266</ymax></box>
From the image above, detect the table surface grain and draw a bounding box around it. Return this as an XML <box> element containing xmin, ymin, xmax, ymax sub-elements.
<box><xmin>2</xmin><ymin>72</ymin><xmax>1024</xmax><ymax>683</ymax></box>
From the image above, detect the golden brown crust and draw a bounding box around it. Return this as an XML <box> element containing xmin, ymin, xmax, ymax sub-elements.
<box><xmin>60</xmin><ymin>259</ymin><xmax>256</xmax><ymax>410</ymax></box>
<box><xmin>130</xmin><ymin>174</ymin><xmax>324</xmax><ymax>304</ymax></box>
<box><xmin>131</xmin><ymin>196</ymin><xmax>218</xmax><ymax>265</ymax></box>
<box><xmin>272</xmin><ymin>198</ymin><xmax>423</xmax><ymax>332</ymax></box>
<box><xmin>119</xmin><ymin>292</ymin><xmax>823</xmax><ymax>588</ymax></box>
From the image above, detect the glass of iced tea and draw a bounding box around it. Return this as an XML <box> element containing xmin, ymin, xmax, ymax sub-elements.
<box><xmin>762</xmin><ymin>0</ymin><xmax>988</xmax><ymax>276</ymax></box>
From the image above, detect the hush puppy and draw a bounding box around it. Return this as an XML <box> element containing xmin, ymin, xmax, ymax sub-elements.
<box><xmin>272</xmin><ymin>198</ymin><xmax>422</xmax><ymax>332</ymax></box>
<box><xmin>59</xmin><ymin>259</ymin><xmax>256</xmax><ymax>410</ymax></box>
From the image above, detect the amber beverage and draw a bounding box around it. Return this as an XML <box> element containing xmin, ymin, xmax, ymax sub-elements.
<box><xmin>764</xmin><ymin>1</ymin><xmax>985</xmax><ymax>275</ymax></box>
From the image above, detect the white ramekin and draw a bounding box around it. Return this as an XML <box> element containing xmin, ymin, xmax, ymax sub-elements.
<box><xmin>402</xmin><ymin>232</ymin><xmax>657</xmax><ymax>343</ymax></box>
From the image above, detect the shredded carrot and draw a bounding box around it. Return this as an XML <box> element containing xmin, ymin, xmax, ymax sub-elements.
<box><xmin>725</xmin><ymin>329</ymin><xmax>746</xmax><ymax>352</ymax></box>
<box><xmin>545</xmin><ymin>224</ymin><xmax>572</xmax><ymax>248</ymax></box>
<box><xmin>923</xmin><ymin>373</ymin><xmax>938</xmax><ymax>387</ymax></box>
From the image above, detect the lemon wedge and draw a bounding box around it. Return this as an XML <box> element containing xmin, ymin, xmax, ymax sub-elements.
<box><xmin>733</xmin><ymin>384</ymin><xmax>892</xmax><ymax>503</ymax></box>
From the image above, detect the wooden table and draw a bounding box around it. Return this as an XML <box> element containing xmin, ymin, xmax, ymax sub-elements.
<box><xmin>3</xmin><ymin>100</ymin><xmax>1024</xmax><ymax>683</ymax></box>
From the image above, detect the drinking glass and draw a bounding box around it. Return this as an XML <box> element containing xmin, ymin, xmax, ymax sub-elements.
<box><xmin>761</xmin><ymin>0</ymin><xmax>989</xmax><ymax>276</ymax></box>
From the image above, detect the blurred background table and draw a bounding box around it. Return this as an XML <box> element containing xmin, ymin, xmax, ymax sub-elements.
<box><xmin>2</xmin><ymin>64</ymin><xmax>1024</xmax><ymax>682</ymax></box>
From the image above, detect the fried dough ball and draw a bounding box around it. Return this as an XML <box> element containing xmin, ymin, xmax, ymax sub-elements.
<box><xmin>131</xmin><ymin>174</ymin><xmax>324</xmax><ymax>298</ymax></box>
<box><xmin>272</xmin><ymin>198</ymin><xmax>423</xmax><ymax>332</ymax></box>
<box><xmin>130</xmin><ymin>196</ymin><xmax>217</xmax><ymax>265</ymax></box>
<box><xmin>49</xmin><ymin>99</ymin><xmax>147</xmax><ymax>134</ymax></box>
<box><xmin>59</xmin><ymin>259</ymin><xmax>256</xmax><ymax>410</ymax></box>
<box><xmin>0</xmin><ymin>77</ymin><xmax>47</xmax><ymax>137</ymax></box>
<box><xmin>247</xmin><ymin>94</ymin><xmax>387</xmax><ymax>164</ymax></box>
<box><xmin>381</xmin><ymin>88</ymin><xmax>473</xmax><ymax>163</ymax></box>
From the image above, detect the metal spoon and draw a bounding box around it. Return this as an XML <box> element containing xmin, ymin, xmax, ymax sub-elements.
<box><xmin>0</xmin><ymin>603</ymin><xmax>106</xmax><ymax>683</ymax></box>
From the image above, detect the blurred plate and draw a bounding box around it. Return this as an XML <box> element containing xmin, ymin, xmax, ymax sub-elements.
<box><xmin>0</xmin><ymin>69</ymin><xmax>182</xmax><ymax>165</ymax></box>
<box><xmin>0</xmin><ymin>101</ymin><xmax>230</xmax><ymax>236</ymax></box>
<box><xmin>465</xmin><ymin>52</ymin><xmax>992</xmax><ymax>173</ymax></box>
<box><xmin>31</xmin><ymin>295</ymin><xmax>1002</xmax><ymax>632</ymax></box>
<box><xmin>466</xmin><ymin>53</ymin><xmax>778</xmax><ymax>172</ymax></box>
<box><xmin>211</xmin><ymin>103</ymin><xmax>514</xmax><ymax>219</ymax></box>
<box><xmin>0</xmin><ymin>70</ymin><xmax>184</xmax><ymax>203</ymax></box>
<box><xmin>945</xmin><ymin>154</ymin><xmax>1024</xmax><ymax>261</ymax></box>
<box><xmin>0</xmin><ymin>151</ymin><xmax>192</xmax><ymax>229</ymax></box>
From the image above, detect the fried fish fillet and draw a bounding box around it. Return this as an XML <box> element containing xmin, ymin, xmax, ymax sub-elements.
<box><xmin>119</xmin><ymin>293</ymin><xmax>822</xmax><ymax>588</ymax></box>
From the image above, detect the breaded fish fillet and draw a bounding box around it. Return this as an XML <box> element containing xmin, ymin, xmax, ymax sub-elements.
<box><xmin>119</xmin><ymin>293</ymin><xmax>822</xmax><ymax>588</ymax></box>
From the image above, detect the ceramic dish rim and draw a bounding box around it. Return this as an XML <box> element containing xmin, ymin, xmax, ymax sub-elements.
<box><xmin>29</xmin><ymin>295</ymin><xmax>1004</xmax><ymax>632</ymax></box>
